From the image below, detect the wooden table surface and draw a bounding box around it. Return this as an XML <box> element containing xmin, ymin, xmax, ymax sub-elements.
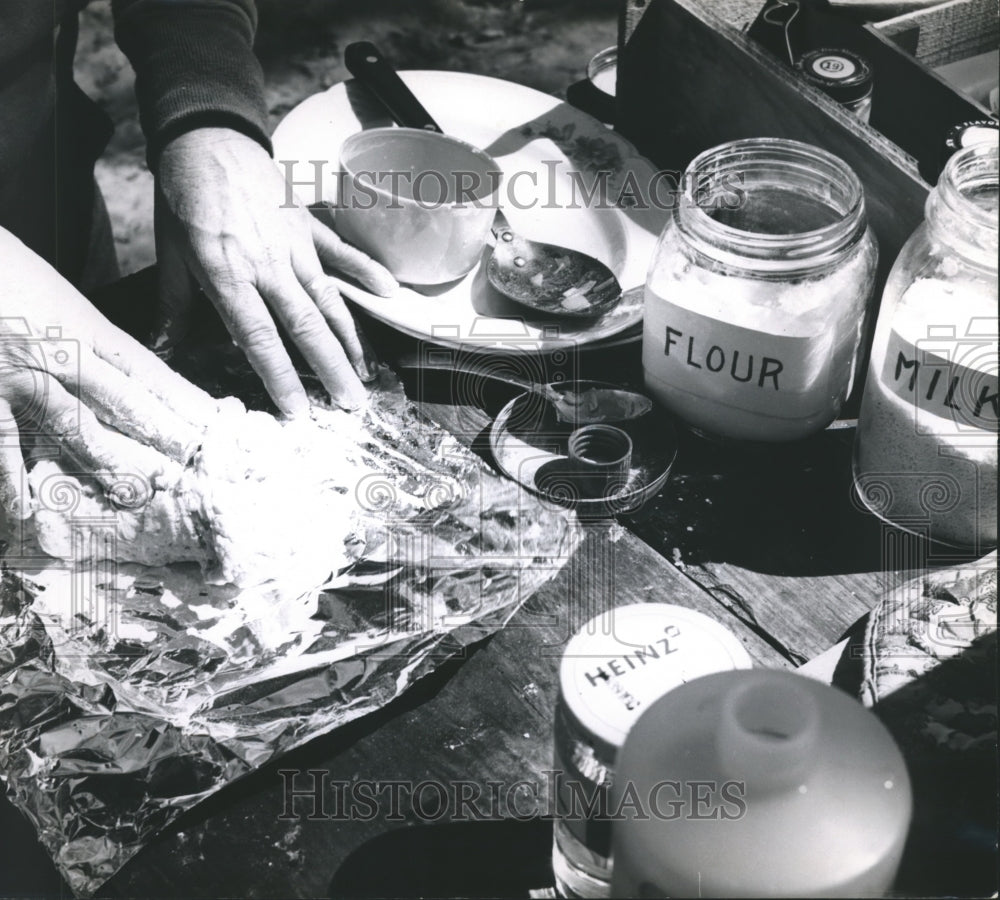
<box><xmin>101</xmin><ymin>343</ymin><xmax>882</xmax><ymax>899</ymax></box>
<box><xmin>99</xmin><ymin>322</ymin><xmax>979</xmax><ymax>899</ymax></box>
<box><xmin>0</xmin><ymin>266</ymin><xmax>990</xmax><ymax>897</ymax></box>
<box><xmin>2</xmin><ymin>284</ymin><xmax>972</xmax><ymax>899</ymax></box>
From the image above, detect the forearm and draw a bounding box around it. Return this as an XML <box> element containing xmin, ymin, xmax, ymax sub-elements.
<box><xmin>112</xmin><ymin>0</ymin><xmax>271</xmax><ymax>170</ymax></box>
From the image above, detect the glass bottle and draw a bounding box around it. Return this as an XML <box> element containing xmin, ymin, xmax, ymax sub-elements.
<box><xmin>853</xmin><ymin>143</ymin><xmax>998</xmax><ymax>550</ymax></box>
<box><xmin>551</xmin><ymin>604</ymin><xmax>751</xmax><ymax>898</ymax></box>
<box><xmin>796</xmin><ymin>48</ymin><xmax>874</xmax><ymax>122</ymax></box>
<box><xmin>642</xmin><ymin>138</ymin><xmax>878</xmax><ymax>442</ymax></box>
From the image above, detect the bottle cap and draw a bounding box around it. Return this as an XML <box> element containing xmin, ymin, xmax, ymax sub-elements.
<box><xmin>558</xmin><ymin>603</ymin><xmax>752</xmax><ymax>760</ymax></box>
<box><xmin>797</xmin><ymin>48</ymin><xmax>873</xmax><ymax>105</ymax></box>
<box><xmin>942</xmin><ymin>119</ymin><xmax>1000</xmax><ymax>166</ymax></box>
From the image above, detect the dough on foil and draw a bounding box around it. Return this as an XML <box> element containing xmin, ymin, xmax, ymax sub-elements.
<box><xmin>28</xmin><ymin>405</ymin><xmax>360</xmax><ymax>589</ymax></box>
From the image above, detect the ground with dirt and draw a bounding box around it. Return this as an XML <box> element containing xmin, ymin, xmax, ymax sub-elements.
<box><xmin>77</xmin><ymin>0</ymin><xmax>621</xmax><ymax>275</ymax></box>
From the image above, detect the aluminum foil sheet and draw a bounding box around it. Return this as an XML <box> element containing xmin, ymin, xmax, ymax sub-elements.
<box><xmin>0</xmin><ymin>367</ymin><xmax>580</xmax><ymax>896</ymax></box>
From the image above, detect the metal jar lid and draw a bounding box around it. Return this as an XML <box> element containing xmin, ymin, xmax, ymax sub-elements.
<box><xmin>586</xmin><ymin>45</ymin><xmax>618</xmax><ymax>99</ymax></box>
<box><xmin>942</xmin><ymin>119</ymin><xmax>1000</xmax><ymax>165</ymax></box>
<box><xmin>797</xmin><ymin>48</ymin><xmax>873</xmax><ymax>105</ymax></box>
<box><xmin>557</xmin><ymin>603</ymin><xmax>753</xmax><ymax>761</ymax></box>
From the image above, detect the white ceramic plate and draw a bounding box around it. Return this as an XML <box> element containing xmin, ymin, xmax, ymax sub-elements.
<box><xmin>271</xmin><ymin>70</ymin><xmax>667</xmax><ymax>353</ymax></box>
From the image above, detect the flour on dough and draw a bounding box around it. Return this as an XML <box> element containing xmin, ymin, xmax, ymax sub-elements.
<box><xmin>29</xmin><ymin>403</ymin><xmax>365</xmax><ymax>589</ymax></box>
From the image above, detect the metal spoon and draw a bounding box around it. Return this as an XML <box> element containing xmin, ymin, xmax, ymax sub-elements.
<box><xmin>344</xmin><ymin>42</ymin><xmax>623</xmax><ymax>319</ymax></box>
<box><xmin>395</xmin><ymin>353</ymin><xmax>652</xmax><ymax>425</ymax></box>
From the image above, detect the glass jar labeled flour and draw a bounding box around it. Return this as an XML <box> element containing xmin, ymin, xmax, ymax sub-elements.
<box><xmin>642</xmin><ymin>138</ymin><xmax>878</xmax><ymax>441</ymax></box>
<box><xmin>854</xmin><ymin>143</ymin><xmax>998</xmax><ymax>549</ymax></box>
<box><xmin>551</xmin><ymin>603</ymin><xmax>752</xmax><ymax>898</ymax></box>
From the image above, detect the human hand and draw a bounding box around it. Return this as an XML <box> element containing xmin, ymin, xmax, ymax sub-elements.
<box><xmin>154</xmin><ymin>127</ymin><xmax>397</xmax><ymax>416</ymax></box>
<box><xmin>0</xmin><ymin>227</ymin><xmax>224</xmax><ymax>521</ymax></box>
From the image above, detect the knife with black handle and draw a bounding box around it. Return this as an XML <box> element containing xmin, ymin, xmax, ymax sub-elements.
<box><xmin>344</xmin><ymin>41</ymin><xmax>443</xmax><ymax>133</ymax></box>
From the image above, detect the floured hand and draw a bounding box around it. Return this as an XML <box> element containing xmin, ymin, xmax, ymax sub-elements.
<box><xmin>0</xmin><ymin>226</ymin><xmax>226</xmax><ymax>521</ymax></box>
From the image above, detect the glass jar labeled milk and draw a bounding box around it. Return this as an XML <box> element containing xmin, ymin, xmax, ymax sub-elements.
<box><xmin>854</xmin><ymin>143</ymin><xmax>998</xmax><ymax>549</ymax></box>
<box><xmin>643</xmin><ymin>138</ymin><xmax>878</xmax><ymax>441</ymax></box>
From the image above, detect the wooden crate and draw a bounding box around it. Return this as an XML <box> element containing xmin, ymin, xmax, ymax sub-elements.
<box><xmin>615</xmin><ymin>0</ymin><xmax>928</xmax><ymax>317</ymax></box>
<box><xmin>618</xmin><ymin>0</ymin><xmax>994</xmax><ymax>183</ymax></box>
<box><xmin>873</xmin><ymin>0</ymin><xmax>998</xmax><ymax>67</ymax></box>
<box><xmin>874</xmin><ymin>0</ymin><xmax>999</xmax><ymax>113</ymax></box>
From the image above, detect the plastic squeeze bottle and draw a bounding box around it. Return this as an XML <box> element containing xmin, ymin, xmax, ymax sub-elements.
<box><xmin>609</xmin><ymin>670</ymin><xmax>912</xmax><ymax>898</ymax></box>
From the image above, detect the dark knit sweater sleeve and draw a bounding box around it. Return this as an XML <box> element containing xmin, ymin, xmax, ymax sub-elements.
<box><xmin>112</xmin><ymin>0</ymin><xmax>272</xmax><ymax>169</ymax></box>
